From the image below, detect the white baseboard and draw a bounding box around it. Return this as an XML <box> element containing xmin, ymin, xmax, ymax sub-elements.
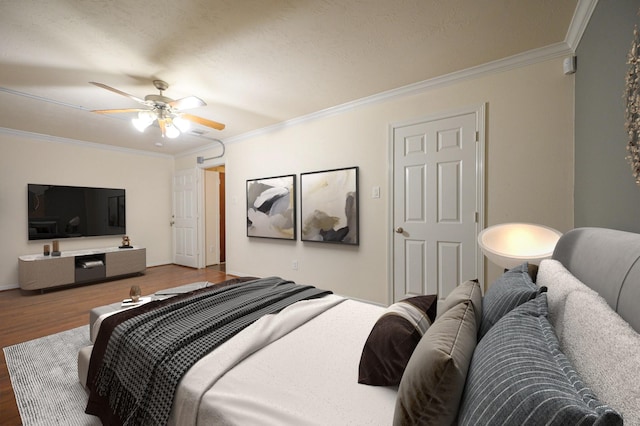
<box><xmin>225</xmin><ymin>269</ymin><xmax>252</xmax><ymax>278</ymax></box>
<box><xmin>0</xmin><ymin>283</ymin><xmax>19</xmax><ymax>292</ymax></box>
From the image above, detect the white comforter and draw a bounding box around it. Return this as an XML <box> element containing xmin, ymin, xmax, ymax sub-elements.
<box><xmin>167</xmin><ymin>294</ymin><xmax>398</xmax><ymax>425</ymax></box>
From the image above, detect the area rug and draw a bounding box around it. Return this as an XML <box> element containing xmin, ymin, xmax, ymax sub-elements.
<box><xmin>3</xmin><ymin>325</ymin><xmax>100</xmax><ymax>426</ymax></box>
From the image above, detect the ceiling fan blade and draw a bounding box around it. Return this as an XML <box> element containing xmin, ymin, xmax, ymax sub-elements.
<box><xmin>181</xmin><ymin>113</ymin><xmax>225</xmax><ymax>131</ymax></box>
<box><xmin>91</xmin><ymin>108</ymin><xmax>148</xmax><ymax>114</ymax></box>
<box><xmin>169</xmin><ymin>96</ymin><xmax>206</xmax><ymax>111</ymax></box>
<box><xmin>89</xmin><ymin>82</ymin><xmax>146</xmax><ymax>104</ymax></box>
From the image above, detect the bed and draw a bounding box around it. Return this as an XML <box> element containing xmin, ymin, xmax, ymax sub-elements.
<box><xmin>79</xmin><ymin>227</ymin><xmax>640</xmax><ymax>425</ymax></box>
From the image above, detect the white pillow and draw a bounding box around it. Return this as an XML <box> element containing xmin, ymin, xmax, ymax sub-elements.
<box><xmin>561</xmin><ymin>290</ymin><xmax>640</xmax><ymax>425</ymax></box>
<box><xmin>536</xmin><ymin>259</ymin><xmax>597</xmax><ymax>340</ymax></box>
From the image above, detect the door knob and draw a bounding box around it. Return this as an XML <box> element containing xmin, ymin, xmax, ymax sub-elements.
<box><xmin>395</xmin><ymin>227</ymin><xmax>404</xmax><ymax>234</ymax></box>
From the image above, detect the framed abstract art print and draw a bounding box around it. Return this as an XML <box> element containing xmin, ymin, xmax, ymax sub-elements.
<box><xmin>300</xmin><ymin>166</ymin><xmax>359</xmax><ymax>245</ymax></box>
<box><xmin>246</xmin><ymin>174</ymin><xmax>296</xmax><ymax>240</ymax></box>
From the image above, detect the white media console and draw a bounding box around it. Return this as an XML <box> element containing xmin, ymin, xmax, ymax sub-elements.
<box><xmin>18</xmin><ymin>246</ymin><xmax>146</xmax><ymax>291</ymax></box>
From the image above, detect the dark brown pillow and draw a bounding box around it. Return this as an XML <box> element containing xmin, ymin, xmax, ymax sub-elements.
<box><xmin>358</xmin><ymin>295</ymin><xmax>437</xmax><ymax>386</ymax></box>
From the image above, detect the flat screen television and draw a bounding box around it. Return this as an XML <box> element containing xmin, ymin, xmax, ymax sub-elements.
<box><xmin>27</xmin><ymin>184</ymin><xmax>126</xmax><ymax>240</ymax></box>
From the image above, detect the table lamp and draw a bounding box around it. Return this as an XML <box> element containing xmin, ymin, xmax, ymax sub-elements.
<box><xmin>477</xmin><ymin>223</ymin><xmax>562</xmax><ymax>270</ymax></box>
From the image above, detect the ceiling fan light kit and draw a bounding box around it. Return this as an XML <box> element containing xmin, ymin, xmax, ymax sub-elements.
<box><xmin>131</xmin><ymin>111</ymin><xmax>155</xmax><ymax>132</ymax></box>
<box><xmin>89</xmin><ymin>80</ymin><xmax>225</xmax><ymax>141</ymax></box>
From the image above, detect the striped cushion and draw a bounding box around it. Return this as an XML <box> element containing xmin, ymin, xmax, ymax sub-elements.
<box><xmin>358</xmin><ymin>295</ymin><xmax>437</xmax><ymax>386</ymax></box>
<box><xmin>459</xmin><ymin>294</ymin><xmax>622</xmax><ymax>426</ymax></box>
<box><xmin>478</xmin><ymin>262</ymin><xmax>540</xmax><ymax>339</ymax></box>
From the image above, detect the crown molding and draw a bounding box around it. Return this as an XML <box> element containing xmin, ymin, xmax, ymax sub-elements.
<box><xmin>0</xmin><ymin>86</ymin><xmax>84</xmax><ymax>109</ymax></box>
<box><xmin>21</xmin><ymin>34</ymin><xmax>576</xmax><ymax>162</ymax></box>
<box><xmin>5</xmin><ymin>2</ymin><xmax>594</xmax><ymax>160</ymax></box>
<box><xmin>205</xmin><ymin>41</ymin><xmax>573</xmax><ymax>150</ymax></box>
<box><xmin>565</xmin><ymin>0</ymin><xmax>599</xmax><ymax>50</ymax></box>
<box><xmin>196</xmin><ymin>2</ymin><xmax>596</xmax><ymax>151</ymax></box>
<box><xmin>0</xmin><ymin>126</ymin><xmax>173</xmax><ymax>159</ymax></box>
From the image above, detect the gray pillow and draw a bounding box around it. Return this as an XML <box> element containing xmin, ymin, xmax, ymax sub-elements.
<box><xmin>459</xmin><ymin>294</ymin><xmax>622</xmax><ymax>426</ymax></box>
<box><xmin>536</xmin><ymin>259</ymin><xmax>598</xmax><ymax>341</ymax></box>
<box><xmin>478</xmin><ymin>262</ymin><xmax>539</xmax><ymax>339</ymax></box>
<box><xmin>561</xmin><ymin>290</ymin><xmax>640</xmax><ymax>425</ymax></box>
<box><xmin>393</xmin><ymin>299</ymin><xmax>478</xmax><ymax>426</ymax></box>
<box><xmin>436</xmin><ymin>279</ymin><xmax>482</xmax><ymax>331</ymax></box>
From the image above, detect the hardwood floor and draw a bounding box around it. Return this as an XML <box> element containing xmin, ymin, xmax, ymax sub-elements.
<box><xmin>0</xmin><ymin>264</ymin><xmax>236</xmax><ymax>426</ymax></box>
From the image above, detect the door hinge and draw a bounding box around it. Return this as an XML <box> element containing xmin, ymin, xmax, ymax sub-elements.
<box><xmin>474</xmin><ymin>212</ymin><xmax>479</xmax><ymax>223</ymax></box>
<box><xmin>475</xmin><ymin>131</ymin><xmax>479</xmax><ymax>142</ymax></box>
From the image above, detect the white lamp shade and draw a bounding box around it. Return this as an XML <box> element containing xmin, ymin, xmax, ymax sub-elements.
<box><xmin>165</xmin><ymin>123</ymin><xmax>180</xmax><ymax>139</ymax></box>
<box><xmin>172</xmin><ymin>115</ymin><xmax>191</xmax><ymax>133</ymax></box>
<box><xmin>131</xmin><ymin>117</ymin><xmax>151</xmax><ymax>132</ymax></box>
<box><xmin>131</xmin><ymin>111</ymin><xmax>155</xmax><ymax>132</ymax></box>
<box><xmin>478</xmin><ymin>223</ymin><xmax>562</xmax><ymax>269</ymax></box>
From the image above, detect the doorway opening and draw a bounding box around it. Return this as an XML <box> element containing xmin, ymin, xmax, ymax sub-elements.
<box><xmin>204</xmin><ymin>165</ymin><xmax>226</xmax><ymax>271</ymax></box>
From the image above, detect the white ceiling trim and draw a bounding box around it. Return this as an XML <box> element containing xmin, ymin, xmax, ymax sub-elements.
<box><xmin>4</xmin><ymin>0</ymin><xmax>590</xmax><ymax>161</ymax></box>
<box><xmin>1</xmin><ymin>2</ymin><xmax>586</xmax><ymax>158</ymax></box>
<box><xmin>0</xmin><ymin>86</ymin><xmax>87</xmax><ymax>111</ymax></box>
<box><xmin>565</xmin><ymin>0</ymin><xmax>599</xmax><ymax>50</ymax></box>
<box><xmin>0</xmin><ymin>126</ymin><xmax>173</xmax><ymax>159</ymax></box>
<box><xmin>183</xmin><ymin>40</ymin><xmax>574</xmax><ymax>158</ymax></box>
<box><xmin>4</xmin><ymin>36</ymin><xmax>574</xmax><ymax>161</ymax></box>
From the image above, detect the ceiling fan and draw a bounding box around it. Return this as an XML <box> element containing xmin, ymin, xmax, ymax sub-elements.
<box><xmin>89</xmin><ymin>80</ymin><xmax>225</xmax><ymax>139</ymax></box>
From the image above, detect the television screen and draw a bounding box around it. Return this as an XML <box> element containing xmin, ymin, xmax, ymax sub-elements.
<box><xmin>27</xmin><ymin>184</ymin><xmax>126</xmax><ymax>240</ymax></box>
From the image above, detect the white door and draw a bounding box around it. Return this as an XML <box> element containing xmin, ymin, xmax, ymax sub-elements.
<box><xmin>173</xmin><ymin>168</ymin><xmax>199</xmax><ymax>268</ymax></box>
<box><xmin>392</xmin><ymin>106</ymin><xmax>484</xmax><ymax>302</ymax></box>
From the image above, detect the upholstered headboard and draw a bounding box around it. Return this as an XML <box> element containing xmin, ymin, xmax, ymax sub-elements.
<box><xmin>552</xmin><ymin>227</ymin><xmax>640</xmax><ymax>333</ymax></box>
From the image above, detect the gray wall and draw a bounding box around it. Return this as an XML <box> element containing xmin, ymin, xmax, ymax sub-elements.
<box><xmin>575</xmin><ymin>0</ymin><xmax>640</xmax><ymax>232</ymax></box>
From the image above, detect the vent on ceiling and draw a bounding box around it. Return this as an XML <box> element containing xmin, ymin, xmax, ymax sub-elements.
<box><xmin>189</xmin><ymin>129</ymin><xmax>208</xmax><ymax>136</ymax></box>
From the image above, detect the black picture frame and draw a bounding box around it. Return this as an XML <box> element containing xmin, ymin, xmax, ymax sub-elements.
<box><xmin>300</xmin><ymin>166</ymin><xmax>359</xmax><ymax>245</ymax></box>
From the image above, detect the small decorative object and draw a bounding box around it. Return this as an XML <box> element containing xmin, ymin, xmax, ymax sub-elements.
<box><xmin>43</xmin><ymin>244</ymin><xmax>50</xmax><ymax>256</ymax></box>
<box><xmin>119</xmin><ymin>235</ymin><xmax>132</xmax><ymax>249</ymax></box>
<box><xmin>300</xmin><ymin>166</ymin><xmax>359</xmax><ymax>245</ymax></box>
<box><xmin>625</xmin><ymin>20</ymin><xmax>640</xmax><ymax>186</ymax></box>
<box><xmin>129</xmin><ymin>285</ymin><xmax>141</xmax><ymax>303</ymax></box>
<box><xmin>51</xmin><ymin>240</ymin><xmax>61</xmax><ymax>256</ymax></box>
<box><xmin>246</xmin><ymin>174</ymin><xmax>297</xmax><ymax>240</ymax></box>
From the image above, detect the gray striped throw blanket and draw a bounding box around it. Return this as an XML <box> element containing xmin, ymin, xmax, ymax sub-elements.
<box><xmin>86</xmin><ymin>277</ymin><xmax>331</xmax><ymax>425</ymax></box>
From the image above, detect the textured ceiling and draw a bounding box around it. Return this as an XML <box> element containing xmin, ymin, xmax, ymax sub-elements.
<box><xmin>0</xmin><ymin>0</ymin><xmax>579</xmax><ymax>155</ymax></box>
